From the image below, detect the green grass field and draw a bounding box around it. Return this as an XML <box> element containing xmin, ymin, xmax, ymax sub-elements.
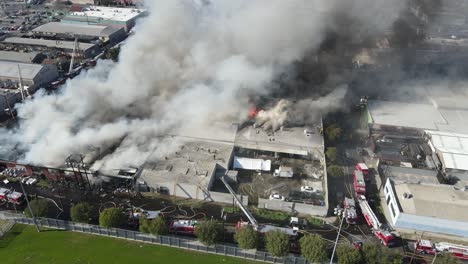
<box><xmin>0</xmin><ymin>225</ymin><xmax>261</xmax><ymax>264</ymax></box>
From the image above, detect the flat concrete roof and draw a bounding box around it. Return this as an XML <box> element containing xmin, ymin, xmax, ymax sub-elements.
<box><xmin>0</xmin><ymin>51</ymin><xmax>40</xmax><ymax>63</ymax></box>
<box><xmin>67</xmin><ymin>6</ymin><xmax>145</xmax><ymax>22</ymax></box>
<box><xmin>140</xmin><ymin>138</ymin><xmax>234</xmax><ymax>190</ymax></box>
<box><xmin>0</xmin><ymin>61</ymin><xmax>44</xmax><ymax>80</ymax></box>
<box><xmin>235</xmin><ymin>125</ymin><xmax>323</xmax><ymax>156</ymax></box>
<box><xmin>395</xmin><ymin>183</ymin><xmax>468</xmax><ymax>222</ymax></box>
<box><xmin>32</xmin><ymin>22</ymin><xmax>119</xmax><ymax>37</ymax></box>
<box><xmin>368</xmin><ymin>100</ymin><xmax>468</xmax><ymax>134</ymax></box>
<box><xmin>382</xmin><ymin>165</ymin><xmax>440</xmax><ymax>185</ymax></box>
<box><xmin>368</xmin><ymin>100</ymin><xmax>446</xmax><ymax>131</ymax></box>
<box><xmin>3</xmin><ymin>37</ymin><xmax>96</xmax><ymax>51</ymax></box>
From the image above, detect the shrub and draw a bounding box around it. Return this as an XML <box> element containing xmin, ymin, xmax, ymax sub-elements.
<box><xmin>194</xmin><ymin>220</ymin><xmax>221</xmax><ymax>246</ymax></box>
<box><xmin>70</xmin><ymin>202</ymin><xmax>93</xmax><ymax>223</ymax></box>
<box><xmin>24</xmin><ymin>198</ymin><xmax>48</xmax><ymax>218</ymax></box>
<box><xmin>99</xmin><ymin>208</ymin><xmax>124</xmax><ymax>228</ymax></box>
<box><xmin>265</xmin><ymin>230</ymin><xmax>289</xmax><ymax>257</ymax></box>
<box><xmin>235</xmin><ymin>225</ymin><xmax>258</xmax><ymax>249</ymax></box>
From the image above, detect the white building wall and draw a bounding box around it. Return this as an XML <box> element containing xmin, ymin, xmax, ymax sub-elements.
<box><xmin>383</xmin><ymin>178</ymin><xmax>401</xmax><ymax>226</ymax></box>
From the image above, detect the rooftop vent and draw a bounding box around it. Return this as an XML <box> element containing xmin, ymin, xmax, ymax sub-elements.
<box><xmin>403</xmin><ymin>192</ymin><xmax>413</xmax><ymax>199</ymax></box>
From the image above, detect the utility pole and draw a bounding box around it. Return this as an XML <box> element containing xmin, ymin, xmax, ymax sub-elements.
<box><xmin>68</xmin><ymin>35</ymin><xmax>79</xmax><ymax>75</ymax></box>
<box><xmin>79</xmin><ymin>154</ymin><xmax>92</xmax><ymax>189</ymax></box>
<box><xmin>19</xmin><ymin>180</ymin><xmax>40</xmax><ymax>232</ymax></box>
<box><xmin>330</xmin><ymin>207</ymin><xmax>345</xmax><ymax>264</ymax></box>
<box><xmin>17</xmin><ymin>64</ymin><xmax>25</xmax><ymax>100</ymax></box>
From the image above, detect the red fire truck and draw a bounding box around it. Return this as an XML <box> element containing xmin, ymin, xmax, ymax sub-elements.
<box><xmin>0</xmin><ymin>188</ymin><xmax>24</xmax><ymax>204</ymax></box>
<box><xmin>169</xmin><ymin>219</ymin><xmax>198</xmax><ymax>235</ymax></box>
<box><xmin>357</xmin><ymin>195</ymin><xmax>396</xmax><ymax>247</ymax></box>
<box><xmin>353</xmin><ymin>170</ymin><xmax>366</xmax><ymax>196</ymax></box>
<box><xmin>415</xmin><ymin>240</ymin><xmax>468</xmax><ymax>260</ymax></box>
<box><xmin>344</xmin><ymin>197</ymin><xmax>358</xmax><ymax>225</ymax></box>
<box><xmin>355</xmin><ymin>163</ymin><xmax>370</xmax><ymax>181</ymax></box>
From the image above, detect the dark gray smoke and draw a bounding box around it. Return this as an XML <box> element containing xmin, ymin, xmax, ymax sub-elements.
<box><xmin>0</xmin><ymin>0</ymin><xmax>419</xmax><ymax>171</ymax></box>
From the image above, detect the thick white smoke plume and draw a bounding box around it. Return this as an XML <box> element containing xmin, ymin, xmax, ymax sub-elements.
<box><xmin>3</xmin><ymin>0</ymin><xmax>407</xmax><ymax>170</ymax></box>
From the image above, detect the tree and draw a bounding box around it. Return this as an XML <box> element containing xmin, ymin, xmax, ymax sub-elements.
<box><xmin>326</xmin><ymin>124</ymin><xmax>342</xmax><ymax>144</ymax></box>
<box><xmin>299</xmin><ymin>234</ymin><xmax>328</xmax><ymax>263</ymax></box>
<box><xmin>361</xmin><ymin>242</ymin><xmax>403</xmax><ymax>264</ymax></box>
<box><xmin>265</xmin><ymin>230</ymin><xmax>289</xmax><ymax>257</ymax></box>
<box><xmin>24</xmin><ymin>198</ymin><xmax>48</xmax><ymax>218</ymax></box>
<box><xmin>326</xmin><ymin>147</ymin><xmax>338</xmax><ymax>164</ymax></box>
<box><xmin>106</xmin><ymin>47</ymin><xmax>120</xmax><ymax>62</ymax></box>
<box><xmin>194</xmin><ymin>220</ymin><xmax>221</xmax><ymax>246</ymax></box>
<box><xmin>362</xmin><ymin>242</ymin><xmax>381</xmax><ymax>264</ymax></box>
<box><xmin>139</xmin><ymin>216</ymin><xmax>168</xmax><ymax>235</ymax></box>
<box><xmin>327</xmin><ymin>165</ymin><xmax>344</xmax><ymax>178</ymax></box>
<box><xmin>336</xmin><ymin>244</ymin><xmax>361</xmax><ymax>264</ymax></box>
<box><xmin>235</xmin><ymin>225</ymin><xmax>258</xmax><ymax>249</ymax></box>
<box><xmin>70</xmin><ymin>202</ymin><xmax>93</xmax><ymax>223</ymax></box>
<box><xmin>433</xmin><ymin>252</ymin><xmax>459</xmax><ymax>264</ymax></box>
<box><xmin>99</xmin><ymin>208</ymin><xmax>124</xmax><ymax>228</ymax></box>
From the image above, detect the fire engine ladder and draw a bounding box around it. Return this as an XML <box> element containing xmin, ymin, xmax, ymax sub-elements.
<box><xmin>219</xmin><ymin>174</ymin><xmax>258</xmax><ymax>229</ymax></box>
<box><xmin>358</xmin><ymin>197</ymin><xmax>382</xmax><ymax>230</ymax></box>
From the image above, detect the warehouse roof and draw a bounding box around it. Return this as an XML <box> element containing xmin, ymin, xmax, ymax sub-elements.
<box><xmin>140</xmin><ymin>138</ymin><xmax>234</xmax><ymax>191</ymax></box>
<box><xmin>3</xmin><ymin>37</ymin><xmax>96</xmax><ymax>51</ymax></box>
<box><xmin>235</xmin><ymin>125</ymin><xmax>323</xmax><ymax>156</ymax></box>
<box><xmin>368</xmin><ymin>100</ymin><xmax>468</xmax><ymax>134</ymax></box>
<box><xmin>32</xmin><ymin>22</ymin><xmax>119</xmax><ymax>37</ymax></box>
<box><xmin>67</xmin><ymin>6</ymin><xmax>145</xmax><ymax>22</ymax></box>
<box><xmin>395</xmin><ymin>183</ymin><xmax>468</xmax><ymax>222</ymax></box>
<box><xmin>367</xmin><ymin>100</ymin><xmax>445</xmax><ymax>131</ymax></box>
<box><xmin>0</xmin><ymin>61</ymin><xmax>44</xmax><ymax>80</ymax></box>
<box><xmin>0</xmin><ymin>51</ymin><xmax>41</xmax><ymax>63</ymax></box>
<box><xmin>382</xmin><ymin>165</ymin><xmax>440</xmax><ymax>185</ymax></box>
<box><xmin>427</xmin><ymin>130</ymin><xmax>468</xmax><ymax>171</ymax></box>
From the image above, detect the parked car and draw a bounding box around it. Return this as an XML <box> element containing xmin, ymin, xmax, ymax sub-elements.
<box><xmin>21</xmin><ymin>176</ymin><xmax>31</xmax><ymax>184</ymax></box>
<box><xmin>269</xmin><ymin>193</ymin><xmax>285</xmax><ymax>201</ymax></box>
<box><xmin>300</xmin><ymin>186</ymin><xmax>315</xmax><ymax>193</ymax></box>
<box><xmin>26</xmin><ymin>178</ymin><xmax>37</xmax><ymax>186</ymax></box>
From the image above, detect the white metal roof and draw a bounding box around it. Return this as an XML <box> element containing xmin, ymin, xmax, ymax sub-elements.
<box><xmin>233</xmin><ymin>157</ymin><xmax>271</xmax><ymax>171</ymax></box>
<box><xmin>68</xmin><ymin>6</ymin><xmax>145</xmax><ymax>22</ymax></box>
<box><xmin>426</xmin><ymin>130</ymin><xmax>468</xmax><ymax>171</ymax></box>
<box><xmin>32</xmin><ymin>22</ymin><xmax>119</xmax><ymax>37</ymax></box>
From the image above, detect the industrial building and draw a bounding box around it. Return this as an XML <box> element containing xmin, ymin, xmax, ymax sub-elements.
<box><xmin>426</xmin><ymin>130</ymin><xmax>468</xmax><ymax>184</ymax></box>
<box><xmin>0</xmin><ymin>60</ymin><xmax>58</xmax><ymax>93</ymax></box>
<box><xmin>368</xmin><ymin>97</ymin><xmax>468</xmax><ymax>240</ymax></box>
<box><xmin>366</xmin><ymin>99</ymin><xmax>468</xmax><ymax>134</ymax></box>
<box><xmin>31</xmin><ymin>22</ymin><xmax>127</xmax><ymax>44</ymax></box>
<box><xmin>0</xmin><ymin>51</ymin><xmax>45</xmax><ymax>64</ymax></box>
<box><xmin>2</xmin><ymin>37</ymin><xmax>101</xmax><ymax>58</ymax></box>
<box><xmin>62</xmin><ymin>5</ymin><xmax>146</xmax><ymax>32</ymax></box>
<box><xmin>383</xmin><ymin>178</ymin><xmax>468</xmax><ymax>239</ymax></box>
<box><xmin>137</xmin><ymin>121</ymin><xmax>328</xmax><ymax>216</ymax></box>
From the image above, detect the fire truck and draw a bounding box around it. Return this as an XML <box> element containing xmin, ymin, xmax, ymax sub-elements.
<box><xmin>357</xmin><ymin>195</ymin><xmax>395</xmax><ymax>247</ymax></box>
<box><xmin>344</xmin><ymin>197</ymin><xmax>358</xmax><ymax>225</ymax></box>
<box><xmin>353</xmin><ymin>170</ymin><xmax>366</xmax><ymax>196</ymax></box>
<box><xmin>416</xmin><ymin>240</ymin><xmax>468</xmax><ymax>260</ymax></box>
<box><xmin>355</xmin><ymin>163</ymin><xmax>370</xmax><ymax>182</ymax></box>
<box><xmin>0</xmin><ymin>188</ymin><xmax>24</xmax><ymax>204</ymax></box>
<box><xmin>169</xmin><ymin>219</ymin><xmax>198</xmax><ymax>235</ymax></box>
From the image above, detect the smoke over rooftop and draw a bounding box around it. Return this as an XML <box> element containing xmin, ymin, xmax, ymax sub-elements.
<box><xmin>0</xmin><ymin>0</ymin><xmax>413</xmax><ymax>170</ymax></box>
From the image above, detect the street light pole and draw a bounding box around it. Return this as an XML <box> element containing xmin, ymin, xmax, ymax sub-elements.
<box><xmin>330</xmin><ymin>208</ymin><xmax>346</xmax><ymax>264</ymax></box>
<box><xmin>19</xmin><ymin>180</ymin><xmax>40</xmax><ymax>232</ymax></box>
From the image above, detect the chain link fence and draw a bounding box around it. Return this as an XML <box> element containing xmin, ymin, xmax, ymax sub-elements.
<box><xmin>0</xmin><ymin>211</ymin><xmax>308</xmax><ymax>264</ymax></box>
